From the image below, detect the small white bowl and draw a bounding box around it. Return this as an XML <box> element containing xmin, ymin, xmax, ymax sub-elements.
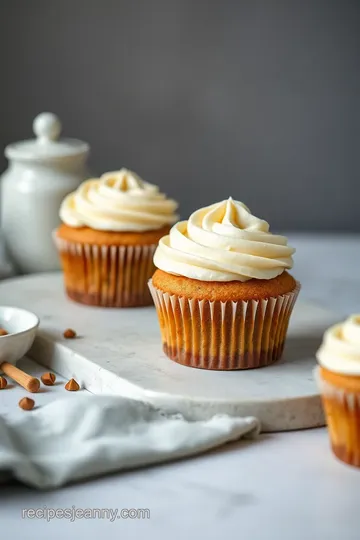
<box><xmin>0</xmin><ymin>306</ymin><xmax>39</xmax><ymax>367</ymax></box>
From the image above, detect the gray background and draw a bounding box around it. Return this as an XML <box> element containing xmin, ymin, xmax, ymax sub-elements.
<box><xmin>0</xmin><ymin>0</ymin><xmax>359</xmax><ymax>231</ymax></box>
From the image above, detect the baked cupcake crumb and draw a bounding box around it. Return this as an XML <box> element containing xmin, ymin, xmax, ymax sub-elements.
<box><xmin>152</xmin><ymin>269</ymin><xmax>296</xmax><ymax>302</ymax></box>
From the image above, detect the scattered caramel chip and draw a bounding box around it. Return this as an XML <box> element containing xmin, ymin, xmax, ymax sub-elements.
<box><xmin>19</xmin><ymin>397</ymin><xmax>35</xmax><ymax>411</ymax></box>
<box><xmin>63</xmin><ymin>328</ymin><xmax>77</xmax><ymax>339</ymax></box>
<box><xmin>41</xmin><ymin>372</ymin><xmax>56</xmax><ymax>386</ymax></box>
<box><xmin>0</xmin><ymin>328</ymin><xmax>9</xmax><ymax>336</ymax></box>
<box><xmin>65</xmin><ymin>378</ymin><xmax>80</xmax><ymax>391</ymax></box>
<box><xmin>0</xmin><ymin>376</ymin><xmax>7</xmax><ymax>389</ymax></box>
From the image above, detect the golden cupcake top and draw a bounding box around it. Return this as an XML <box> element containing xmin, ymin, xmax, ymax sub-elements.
<box><xmin>59</xmin><ymin>169</ymin><xmax>178</xmax><ymax>232</ymax></box>
<box><xmin>154</xmin><ymin>197</ymin><xmax>295</xmax><ymax>282</ymax></box>
<box><xmin>316</xmin><ymin>314</ymin><xmax>360</xmax><ymax>376</ymax></box>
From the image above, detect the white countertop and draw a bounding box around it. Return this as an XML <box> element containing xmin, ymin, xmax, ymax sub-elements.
<box><xmin>1</xmin><ymin>233</ymin><xmax>360</xmax><ymax>539</ymax></box>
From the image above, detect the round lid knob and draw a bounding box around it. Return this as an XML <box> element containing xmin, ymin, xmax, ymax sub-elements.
<box><xmin>33</xmin><ymin>113</ymin><xmax>62</xmax><ymax>143</ymax></box>
<box><xmin>4</xmin><ymin>112</ymin><xmax>89</xmax><ymax>162</ymax></box>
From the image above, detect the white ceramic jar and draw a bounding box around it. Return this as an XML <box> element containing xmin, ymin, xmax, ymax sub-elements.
<box><xmin>0</xmin><ymin>113</ymin><xmax>90</xmax><ymax>273</ymax></box>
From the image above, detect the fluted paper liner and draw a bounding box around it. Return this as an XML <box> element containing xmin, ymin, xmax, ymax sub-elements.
<box><xmin>149</xmin><ymin>280</ymin><xmax>300</xmax><ymax>370</ymax></box>
<box><xmin>55</xmin><ymin>235</ymin><xmax>156</xmax><ymax>307</ymax></box>
<box><xmin>315</xmin><ymin>366</ymin><xmax>360</xmax><ymax>467</ymax></box>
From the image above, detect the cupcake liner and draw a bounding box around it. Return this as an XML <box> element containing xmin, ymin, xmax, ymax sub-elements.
<box><xmin>54</xmin><ymin>234</ymin><xmax>156</xmax><ymax>307</ymax></box>
<box><xmin>149</xmin><ymin>280</ymin><xmax>300</xmax><ymax>370</ymax></box>
<box><xmin>315</xmin><ymin>366</ymin><xmax>360</xmax><ymax>467</ymax></box>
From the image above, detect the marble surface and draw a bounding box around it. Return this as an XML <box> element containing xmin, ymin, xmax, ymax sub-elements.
<box><xmin>1</xmin><ymin>233</ymin><xmax>360</xmax><ymax>539</ymax></box>
<box><xmin>0</xmin><ymin>273</ymin><xmax>338</xmax><ymax>431</ymax></box>
<box><xmin>287</xmin><ymin>233</ymin><xmax>360</xmax><ymax>316</ymax></box>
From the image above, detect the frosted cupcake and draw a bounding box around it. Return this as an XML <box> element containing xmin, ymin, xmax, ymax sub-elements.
<box><xmin>149</xmin><ymin>198</ymin><xmax>300</xmax><ymax>370</ymax></box>
<box><xmin>316</xmin><ymin>315</ymin><xmax>360</xmax><ymax>467</ymax></box>
<box><xmin>55</xmin><ymin>168</ymin><xmax>178</xmax><ymax>307</ymax></box>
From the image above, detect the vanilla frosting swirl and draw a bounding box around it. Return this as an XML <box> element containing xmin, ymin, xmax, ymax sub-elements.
<box><xmin>154</xmin><ymin>197</ymin><xmax>295</xmax><ymax>282</ymax></box>
<box><xmin>316</xmin><ymin>315</ymin><xmax>360</xmax><ymax>375</ymax></box>
<box><xmin>60</xmin><ymin>169</ymin><xmax>178</xmax><ymax>232</ymax></box>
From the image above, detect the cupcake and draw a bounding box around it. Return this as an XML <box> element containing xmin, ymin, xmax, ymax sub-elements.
<box><xmin>149</xmin><ymin>197</ymin><xmax>300</xmax><ymax>370</ymax></box>
<box><xmin>54</xmin><ymin>168</ymin><xmax>178</xmax><ymax>307</ymax></box>
<box><xmin>316</xmin><ymin>315</ymin><xmax>360</xmax><ymax>467</ymax></box>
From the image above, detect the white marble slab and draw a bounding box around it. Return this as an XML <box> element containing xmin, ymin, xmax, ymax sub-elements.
<box><xmin>0</xmin><ymin>272</ymin><xmax>339</xmax><ymax>432</ymax></box>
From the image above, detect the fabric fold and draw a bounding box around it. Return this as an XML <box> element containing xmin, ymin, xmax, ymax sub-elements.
<box><xmin>0</xmin><ymin>395</ymin><xmax>259</xmax><ymax>489</ymax></box>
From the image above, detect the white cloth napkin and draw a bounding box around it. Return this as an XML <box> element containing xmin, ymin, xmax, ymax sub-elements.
<box><xmin>0</xmin><ymin>395</ymin><xmax>259</xmax><ymax>489</ymax></box>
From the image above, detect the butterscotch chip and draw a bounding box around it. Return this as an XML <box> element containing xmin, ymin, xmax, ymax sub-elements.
<box><xmin>41</xmin><ymin>372</ymin><xmax>56</xmax><ymax>386</ymax></box>
<box><xmin>63</xmin><ymin>328</ymin><xmax>77</xmax><ymax>339</ymax></box>
<box><xmin>65</xmin><ymin>378</ymin><xmax>80</xmax><ymax>391</ymax></box>
<box><xmin>19</xmin><ymin>397</ymin><xmax>35</xmax><ymax>410</ymax></box>
<box><xmin>0</xmin><ymin>376</ymin><xmax>7</xmax><ymax>389</ymax></box>
<box><xmin>0</xmin><ymin>328</ymin><xmax>9</xmax><ymax>336</ymax></box>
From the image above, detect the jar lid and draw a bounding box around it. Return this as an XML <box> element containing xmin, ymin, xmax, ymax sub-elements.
<box><xmin>5</xmin><ymin>113</ymin><xmax>89</xmax><ymax>161</ymax></box>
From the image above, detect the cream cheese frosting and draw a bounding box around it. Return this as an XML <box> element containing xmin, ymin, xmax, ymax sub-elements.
<box><xmin>316</xmin><ymin>315</ymin><xmax>360</xmax><ymax>375</ymax></box>
<box><xmin>60</xmin><ymin>169</ymin><xmax>178</xmax><ymax>232</ymax></box>
<box><xmin>153</xmin><ymin>197</ymin><xmax>295</xmax><ymax>282</ymax></box>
